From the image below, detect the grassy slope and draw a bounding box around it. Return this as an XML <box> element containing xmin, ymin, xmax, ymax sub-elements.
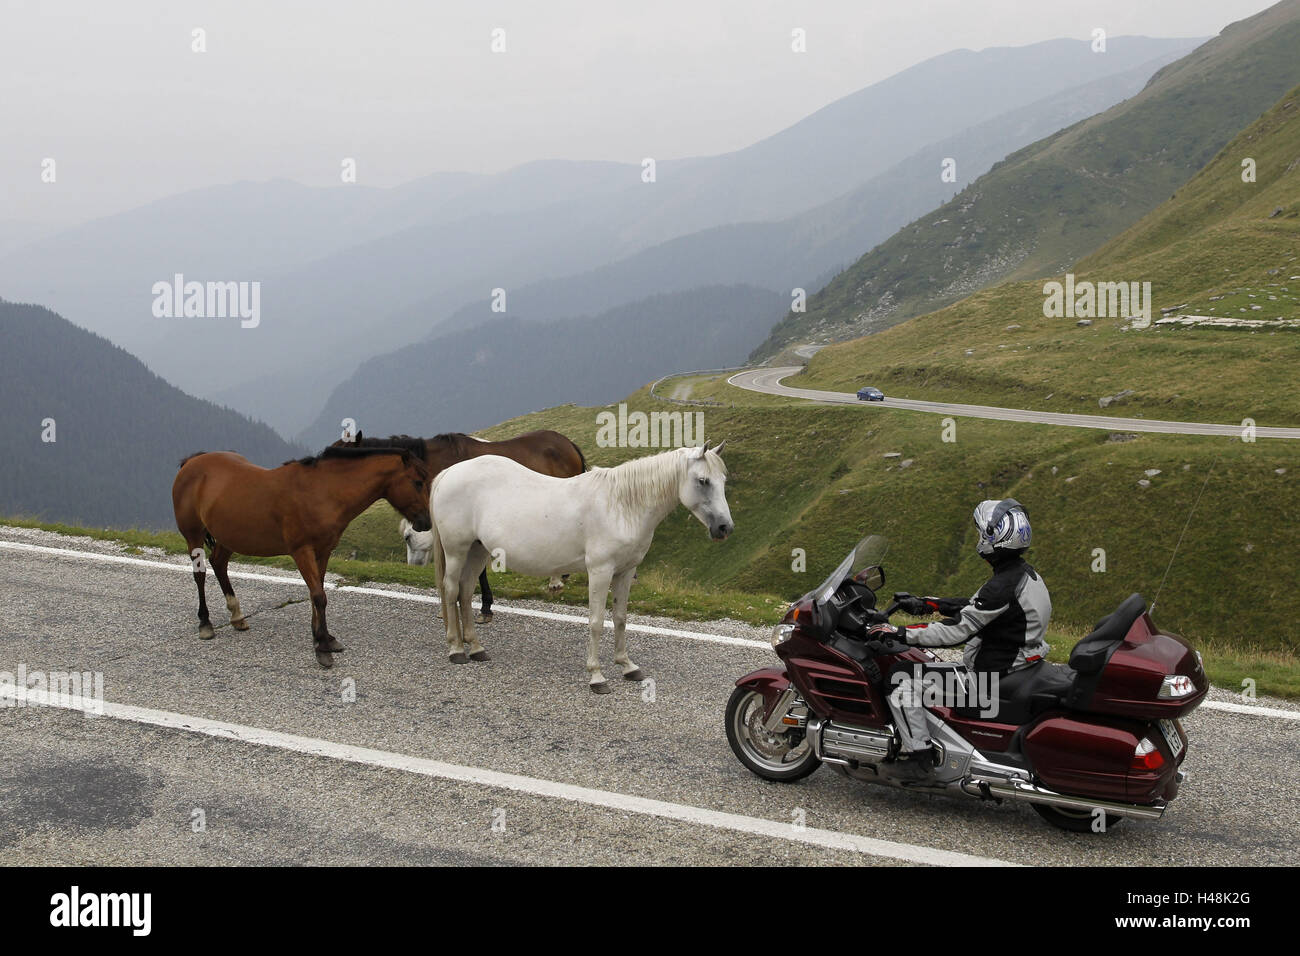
<box><xmin>7</xmin><ymin>384</ymin><xmax>1295</xmax><ymax>696</ymax></box>
<box><xmin>753</xmin><ymin>0</ymin><xmax>1300</xmax><ymax>359</ymax></box>
<box><xmin>796</xmin><ymin>81</ymin><xmax>1300</xmax><ymax>425</ymax></box>
<box><xmin>337</xmin><ymin>384</ymin><xmax>1291</xmax><ymax>696</ymax></box>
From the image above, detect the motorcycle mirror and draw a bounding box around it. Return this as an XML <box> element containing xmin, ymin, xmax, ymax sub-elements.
<box><xmin>853</xmin><ymin>565</ymin><xmax>886</xmax><ymax>591</ymax></box>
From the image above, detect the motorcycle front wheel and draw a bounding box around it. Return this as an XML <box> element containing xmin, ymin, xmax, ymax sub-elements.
<box><xmin>725</xmin><ymin>686</ymin><xmax>820</xmax><ymax>782</ymax></box>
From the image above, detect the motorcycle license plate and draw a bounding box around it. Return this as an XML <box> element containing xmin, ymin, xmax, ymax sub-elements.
<box><xmin>1159</xmin><ymin>719</ymin><xmax>1184</xmax><ymax>758</ymax></box>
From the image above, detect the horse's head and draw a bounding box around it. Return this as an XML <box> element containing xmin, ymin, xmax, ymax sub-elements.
<box><xmin>399</xmin><ymin>517</ymin><xmax>436</xmax><ymax>565</ymax></box>
<box><xmin>384</xmin><ymin>452</ymin><xmax>433</xmax><ymax>533</ymax></box>
<box><xmin>680</xmin><ymin>440</ymin><xmax>733</xmax><ymax>541</ymax></box>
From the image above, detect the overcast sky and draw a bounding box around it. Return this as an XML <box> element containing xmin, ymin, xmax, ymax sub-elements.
<box><xmin>0</xmin><ymin>0</ymin><xmax>1279</xmax><ymax>226</ymax></box>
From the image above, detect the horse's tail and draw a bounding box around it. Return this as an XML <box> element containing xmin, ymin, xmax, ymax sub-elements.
<box><xmin>431</xmin><ymin>494</ymin><xmax>448</xmax><ymax>626</ymax></box>
<box><xmin>569</xmin><ymin>438</ymin><xmax>587</xmax><ymax>472</ymax></box>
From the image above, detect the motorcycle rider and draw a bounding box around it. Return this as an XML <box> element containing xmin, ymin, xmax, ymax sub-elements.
<box><xmin>866</xmin><ymin>499</ymin><xmax>1051</xmax><ymax>760</ymax></box>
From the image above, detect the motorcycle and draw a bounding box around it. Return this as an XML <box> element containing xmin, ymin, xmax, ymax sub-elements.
<box><xmin>725</xmin><ymin>534</ymin><xmax>1209</xmax><ymax>831</ymax></box>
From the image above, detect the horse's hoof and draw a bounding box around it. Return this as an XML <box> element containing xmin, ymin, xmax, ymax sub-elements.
<box><xmin>622</xmin><ymin>669</ymin><xmax>645</xmax><ymax>682</ymax></box>
<box><xmin>474</xmin><ymin>612</ymin><xmax>493</xmax><ymax>624</ymax></box>
<box><xmin>198</xmin><ymin>623</ymin><xmax>215</xmax><ymax>640</ymax></box>
<box><xmin>325</xmin><ymin>637</ymin><xmax>345</xmax><ymax>652</ymax></box>
<box><xmin>231</xmin><ymin>618</ymin><xmax>250</xmax><ymax>631</ymax></box>
<box><xmin>315</xmin><ymin>650</ymin><xmax>335</xmax><ymax>668</ymax></box>
<box><xmin>469</xmin><ymin>650</ymin><xmax>491</xmax><ymax>662</ymax></box>
<box><xmin>589</xmin><ymin>681</ymin><xmax>612</xmax><ymax>695</ymax></box>
<box><xmin>449</xmin><ymin>653</ymin><xmax>470</xmax><ymax>665</ymax></box>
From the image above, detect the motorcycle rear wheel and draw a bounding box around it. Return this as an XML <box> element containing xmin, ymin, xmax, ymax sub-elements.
<box><xmin>1031</xmin><ymin>803</ymin><xmax>1124</xmax><ymax>833</ymax></box>
<box><xmin>725</xmin><ymin>686</ymin><xmax>820</xmax><ymax>782</ymax></box>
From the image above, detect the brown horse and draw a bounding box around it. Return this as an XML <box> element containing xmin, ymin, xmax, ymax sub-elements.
<box><xmin>339</xmin><ymin>429</ymin><xmax>586</xmax><ymax>619</ymax></box>
<box><xmin>172</xmin><ymin>440</ymin><xmax>432</xmax><ymax>668</ymax></box>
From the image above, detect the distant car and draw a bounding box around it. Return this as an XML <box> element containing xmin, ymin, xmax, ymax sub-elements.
<box><xmin>856</xmin><ymin>386</ymin><xmax>885</xmax><ymax>402</ymax></box>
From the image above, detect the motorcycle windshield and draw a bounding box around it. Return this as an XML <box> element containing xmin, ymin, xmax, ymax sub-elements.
<box><xmin>810</xmin><ymin>534</ymin><xmax>889</xmax><ymax>605</ymax></box>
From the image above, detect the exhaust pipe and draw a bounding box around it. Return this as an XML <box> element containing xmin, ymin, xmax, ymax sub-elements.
<box><xmin>962</xmin><ymin>776</ymin><xmax>1167</xmax><ymax>820</ymax></box>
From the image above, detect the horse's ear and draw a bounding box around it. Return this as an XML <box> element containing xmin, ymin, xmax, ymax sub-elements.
<box><xmin>691</xmin><ymin>441</ymin><xmax>708</xmax><ymax>458</ymax></box>
<box><xmin>713</xmin><ymin>439</ymin><xmax>727</xmax><ymax>458</ymax></box>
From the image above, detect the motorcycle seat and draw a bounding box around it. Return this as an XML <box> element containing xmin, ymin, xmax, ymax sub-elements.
<box><xmin>967</xmin><ymin>660</ymin><xmax>1077</xmax><ymax>725</ymax></box>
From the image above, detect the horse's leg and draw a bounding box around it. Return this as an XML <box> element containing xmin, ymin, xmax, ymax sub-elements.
<box><xmin>316</xmin><ymin>548</ymin><xmax>344</xmax><ymax>653</ymax></box>
<box><xmin>462</xmin><ymin>543</ymin><xmax>490</xmax><ymax>662</ymax></box>
<box><xmin>476</xmin><ymin>568</ymin><xmax>493</xmax><ymax>624</ymax></box>
<box><xmin>290</xmin><ymin>547</ymin><xmax>334</xmax><ymax>668</ymax></box>
<box><xmin>611</xmin><ymin>568</ymin><xmax>643</xmax><ymax>681</ymax></box>
<box><xmin>210</xmin><ymin>544</ymin><xmax>249</xmax><ymax>631</ymax></box>
<box><xmin>585</xmin><ymin>568</ymin><xmax>614</xmax><ymax>694</ymax></box>
<box><xmin>180</xmin><ymin>529</ymin><xmax>215</xmax><ymax>640</ymax></box>
<box><xmin>442</xmin><ymin>548</ymin><xmax>469</xmax><ymax>664</ymax></box>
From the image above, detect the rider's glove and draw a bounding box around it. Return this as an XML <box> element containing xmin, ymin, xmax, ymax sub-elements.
<box><xmin>893</xmin><ymin>593</ymin><xmax>933</xmax><ymax>617</ymax></box>
<box><xmin>865</xmin><ymin>622</ymin><xmax>905</xmax><ymax>642</ymax></box>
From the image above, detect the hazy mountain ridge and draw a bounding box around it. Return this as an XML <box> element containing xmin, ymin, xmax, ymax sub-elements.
<box><xmin>0</xmin><ymin>299</ymin><xmax>302</xmax><ymax>529</ymax></box>
<box><xmin>422</xmin><ymin>45</ymin><xmax>1195</xmax><ymax>342</ymax></box>
<box><xmin>753</xmin><ymin>0</ymin><xmax>1300</xmax><ymax>357</ymax></box>
<box><xmin>0</xmin><ymin>36</ymin><xmax>1199</xmax><ymax>437</ymax></box>
<box><xmin>299</xmin><ymin>285</ymin><xmax>788</xmax><ymax>447</ymax></box>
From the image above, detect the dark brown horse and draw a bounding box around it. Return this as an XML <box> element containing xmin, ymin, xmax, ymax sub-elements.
<box><xmin>172</xmin><ymin>441</ymin><xmax>432</xmax><ymax>668</ymax></box>
<box><xmin>340</xmin><ymin>430</ymin><xmax>585</xmax><ymax>479</ymax></box>
<box><xmin>338</xmin><ymin>429</ymin><xmax>586</xmax><ymax>620</ymax></box>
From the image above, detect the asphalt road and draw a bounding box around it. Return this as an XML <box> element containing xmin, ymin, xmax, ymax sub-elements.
<box><xmin>728</xmin><ymin>367</ymin><xmax>1300</xmax><ymax>440</ymax></box>
<box><xmin>2</xmin><ymin>525</ymin><xmax>1297</xmax><ymax>866</ymax></box>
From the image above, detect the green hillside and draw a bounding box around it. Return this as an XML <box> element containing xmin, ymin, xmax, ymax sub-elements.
<box><xmin>754</xmin><ymin>0</ymin><xmax>1300</xmax><ymax>359</ymax></box>
<box><xmin>314</xmin><ymin>385</ymin><xmax>1296</xmax><ymax>698</ymax></box>
<box><xmin>796</xmin><ymin>80</ymin><xmax>1300</xmax><ymax>425</ymax></box>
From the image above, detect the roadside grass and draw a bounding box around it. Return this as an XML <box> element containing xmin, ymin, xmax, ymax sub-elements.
<box><xmin>6</xmin><ymin>503</ymin><xmax>1294</xmax><ymax>698</ymax></box>
<box><xmin>349</xmin><ymin>387</ymin><xmax>1294</xmax><ymax>696</ymax></box>
<box><xmin>7</xmin><ymin>512</ymin><xmax>1288</xmax><ymax>700</ymax></box>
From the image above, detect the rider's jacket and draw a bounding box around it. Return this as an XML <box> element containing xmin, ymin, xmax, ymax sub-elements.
<box><xmin>903</xmin><ymin>553</ymin><xmax>1051</xmax><ymax>673</ymax></box>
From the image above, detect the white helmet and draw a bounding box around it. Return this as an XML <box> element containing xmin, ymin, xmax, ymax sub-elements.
<box><xmin>974</xmin><ymin>498</ymin><xmax>1032</xmax><ymax>556</ymax></box>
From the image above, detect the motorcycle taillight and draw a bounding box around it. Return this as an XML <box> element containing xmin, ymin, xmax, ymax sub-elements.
<box><xmin>1131</xmin><ymin>737</ymin><xmax>1165</xmax><ymax>772</ymax></box>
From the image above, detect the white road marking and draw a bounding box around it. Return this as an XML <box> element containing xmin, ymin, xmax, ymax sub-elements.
<box><xmin>0</xmin><ymin>539</ymin><xmax>768</xmax><ymax>649</ymax></box>
<box><xmin>1200</xmin><ymin>700</ymin><xmax>1300</xmax><ymax>721</ymax></box>
<box><xmin>1</xmin><ymin>684</ymin><xmax>1015</xmax><ymax>867</ymax></box>
<box><xmin>3</xmin><ymin>537</ymin><xmax>1294</xmax><ymax>719</ymax></box>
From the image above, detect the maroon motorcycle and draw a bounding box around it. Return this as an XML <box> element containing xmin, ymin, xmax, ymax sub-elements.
<box><xmin>726</xmin><ymin>535</ymin><xmax>1209</xmax><ymax>831</ymax></box>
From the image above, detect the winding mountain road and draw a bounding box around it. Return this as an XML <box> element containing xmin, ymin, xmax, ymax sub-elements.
<box><xmin>728</xmin><ymin>367</ymin><xmax>1300</xmax><ymax>440</ymax></box>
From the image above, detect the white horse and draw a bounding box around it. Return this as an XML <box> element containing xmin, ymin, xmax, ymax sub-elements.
<box><xmin>429</xmin><ymin>440</ymin><xmax>732</xmax><ymax>692</ymax></box>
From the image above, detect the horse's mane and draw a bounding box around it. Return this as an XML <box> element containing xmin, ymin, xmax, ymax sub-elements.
<box><xmin>589</xmin><ymin>446</ymin><xmax>725</xmax><ymax>517</ymax></box>
<box><xmin>288</xmin><ymin>437</ymin><xmax>429</xmax><ymax>476</ymax></box>
<box><xmin>330</xmin><ymin>433</ymin><xmax>427</xmax><ymax>455</ymax></box>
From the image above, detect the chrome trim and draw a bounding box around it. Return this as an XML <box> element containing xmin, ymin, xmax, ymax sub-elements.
<box><xmin>808</xmin><ymin>717</ymin><xmax>850</xmax><ymax>765</ymax></box>
<box><xmin>760</xmin><ymin>688</ymin><xmax>797</xmax><ymax>733</ymax></box>
<box><xmin>961</xmin><ymin>776</ymin><xmax>1167</xmax><ymax>820</ymax></box>
<box><xmin>820</xmin><ymin>722</ymin><xmax>895</xmax><ymax>764</ymax></box>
